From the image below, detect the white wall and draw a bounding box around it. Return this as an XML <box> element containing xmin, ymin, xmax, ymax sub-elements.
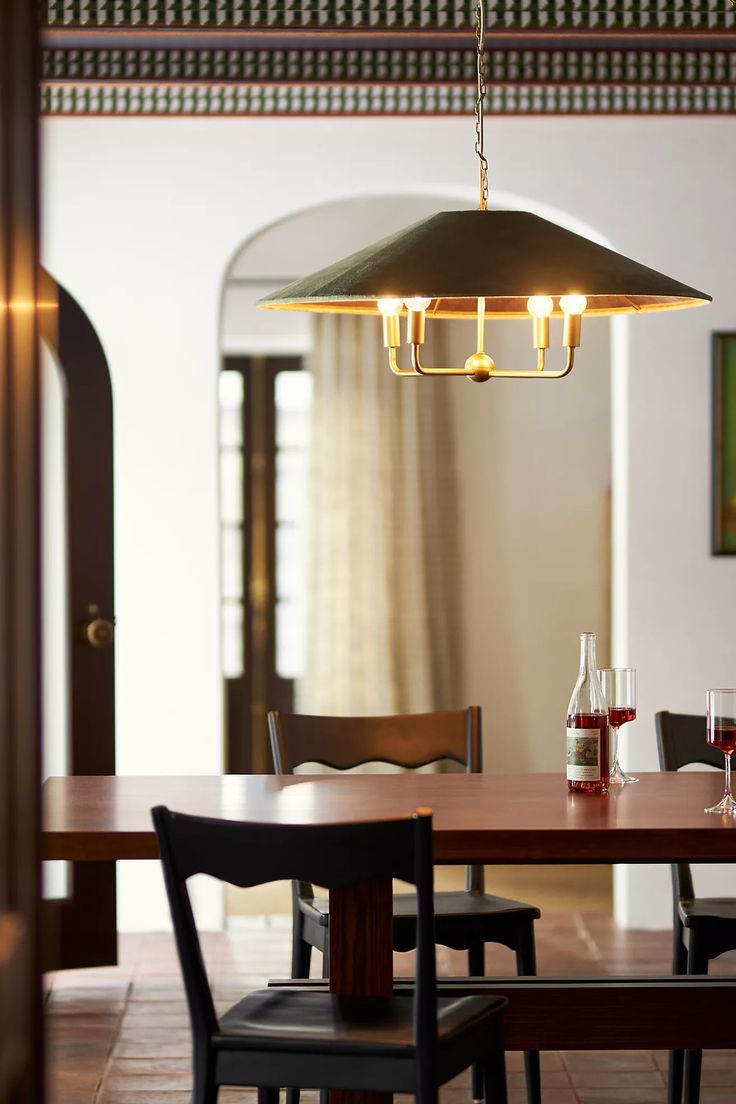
<box><xmin>452</xmin><ymin>315</ymin><xmax>611</xmax><ymax>772</ymax></box>
<box><xmin>611</xmin><ymin>126</ymin><xmax>736</xmax><ymax>926</ymax></box>
<box><xmin>223</xmin><ymin>196</ymin><xmax>611</xmax><ymax>779</ymax></box>
<box><xmin>42</xmin><ymin>115</ymin><xmax>735</xmax><ymax>929</ymax></box>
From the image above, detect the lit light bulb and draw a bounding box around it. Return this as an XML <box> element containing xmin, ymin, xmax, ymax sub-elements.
<box><xmin>528</xmin><ymin>296</ymin><xmax>553</xmax><ymax>351</ymax></box>
<box><xmin>559</xmin><ymin>294</ymin><xmax>588</xmax><ymax>316</ymax></box>
<box><xmin>404</xmin><ymin>297</ymin><xmax>431</xmax><ymax>345</ymax></box>
<box><xmin>377</xmin><ymin>297</ymin><xmax>402</xmax><ymax>316</ymax></box>
<box><xmin>560</xmin><ymin>295</ymin><xmax>587</xmax><ymax>350</ymax></box>
<box><xmin>526</xmin><ymin>295</ymin><xmax>554</xmax><ymax>318</ymax></box>
<box><xmin>404</xmin><ymin>297</ymin><xmax>432</xmax><ymax>313</ymax></box>
<box><xmin>377</xmin><ymin>298</ymin><xmax>402</xmax><ymax>349</ymax></box>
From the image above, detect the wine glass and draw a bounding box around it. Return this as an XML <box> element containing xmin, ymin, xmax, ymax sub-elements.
<box><xmin>704</xmin><ymin>689</ymin><xmax>736</xmax><ymax>815</ymax></box>
<box><xmin>597</xmin><ymin>668</ymin><xmax>638</xmax><ymax>785</ymax></box>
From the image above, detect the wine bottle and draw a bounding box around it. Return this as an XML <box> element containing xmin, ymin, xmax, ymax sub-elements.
<box><xmin>566</xmin><ymin>632</ymin><xmax>609</xmax><ymax>794</ymax></box>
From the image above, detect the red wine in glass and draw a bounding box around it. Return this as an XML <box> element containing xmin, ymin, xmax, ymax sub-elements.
<box><xmin>609</xmin><ymin>706</ymin><xmax>636</xmax><ymax>728</ymax></box>
<box><xmin>598</xmin><ymin>669</ymin><xmax>637</xmax><ymax>785</ymax></box>
<box><xmin>705</xmin><ymin>691</ymin><xmax>736</xmax><ymax>815</ymax></box>
<box><xmin>709</xmin><ymin>723</ymin><xmax>736</xmax><ymax>755</ymax></box>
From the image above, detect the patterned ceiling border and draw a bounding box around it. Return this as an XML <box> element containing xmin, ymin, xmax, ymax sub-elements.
<box><xmin>41</xmin><ymin>47</ymin><xmax>736</xmax><ymax>85</ymax></box>
<box><xmin>41</xmin><ymin>1</ymin><xmax>736</xmax><ymax>114</ymax></box>
<box><xmin>43</xmin><ymin>0</ymin><xmax>736</xmax><ymax>32</ymax></box>
<box><xmin>41</xmin><ymin>80</ymin><xmax>736</xmax><ymax>112</ymax></box>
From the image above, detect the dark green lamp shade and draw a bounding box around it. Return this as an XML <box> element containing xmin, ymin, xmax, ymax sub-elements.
<box><xmin>257</xmin><ymin>210</ymin><xmax>710</xmax><ymax>319</ymax></box>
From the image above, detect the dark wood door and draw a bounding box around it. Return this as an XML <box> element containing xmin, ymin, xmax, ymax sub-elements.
<box><xmin>39</xmin><ymin>273</ymin><xmax>117</xmax><ymax>971</ymax></box>
<box><xmin>0</xmin><ymin>1</ymin><xmax>44</xmax><ymax>1100</ymax></box>
<box><xmin>221</xmin><ymin>356</ymin><xmax>303</xmax><ymax>774</ymax></box>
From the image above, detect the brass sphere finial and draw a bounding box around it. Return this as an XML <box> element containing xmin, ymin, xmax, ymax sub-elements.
<box><xmin>464</xmin><ymin>350</ymin><xmax>494</xmax><ymax>383</ymax></box>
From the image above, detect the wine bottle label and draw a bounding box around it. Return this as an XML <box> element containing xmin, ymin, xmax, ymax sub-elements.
<box><xmin>566</xmin><ymin>728</ymin><xmax>600</xmax><ymax>781</ymax></box>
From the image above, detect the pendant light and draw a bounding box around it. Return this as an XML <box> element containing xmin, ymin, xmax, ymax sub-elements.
<box><xmin>258</xmin><ymin>2</ymin><xmax>711</xmax><ymax>383</ymax></box>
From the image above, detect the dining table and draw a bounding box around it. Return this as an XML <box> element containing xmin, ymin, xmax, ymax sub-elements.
<box><xmin>43</xmin><ymin>770</ymin><xmax>736</xmax><ymax>1104</ymax></box>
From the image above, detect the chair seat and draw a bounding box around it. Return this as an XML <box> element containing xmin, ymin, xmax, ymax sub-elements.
<box><xmin>305</xmin><ymin>889</ymin><xmax>540</xmax><ymax>929</ymax></box>
<box><xmin>680</xmin><ymin>897</ymin><xmax>736</xmax><ymax>927</ymax></box>
<box><xmin>216</xmin><ymin>989</ymin><xmax>505</xmax><ymax>1055</ymax></box>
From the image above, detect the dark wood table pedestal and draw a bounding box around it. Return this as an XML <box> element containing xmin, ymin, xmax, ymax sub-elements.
<box><xmin>329</xmin><ymin>879</ymin><xmax>393</xmax><ymax>1104</ymax></box>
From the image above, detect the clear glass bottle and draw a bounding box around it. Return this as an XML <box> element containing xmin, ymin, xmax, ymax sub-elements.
<box><xmin>566</xmin><ymin>632</ymin><xmax>609</xmax><ymax>794</ymax></box>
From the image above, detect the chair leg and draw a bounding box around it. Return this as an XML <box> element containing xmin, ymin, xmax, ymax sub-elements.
<box><xmin>483</xmin><ymin>1046</ymin><xmax>508</xmax><ymax>1104</ymax></box>
<box><xmin>683</xmin><ymin>935</ymin><xmax>708</xmax><ymax>1104</ymax></box>
<box><xmin>468</xmin><ymin>944</ymin><xmax>486</xmax><ymax>1102</ymax></box>
<box><xmin>667</xmin><ymin>918</ymin><xmax>687</xmax><ymax>1104</ymax></box>
<box><xmin>192</xmin><ymin>1045</ymin><xmax>218</xmax><ymax>1104</ymax></box>
<box><xmin>668</xmin><ymin>1050</ymin><xmax>684</xmax><ymax>1104</ymax></box>
<box><xmin>287</xmin><ymin>908</ymin><xmax>312</xmax><ymax>1104</ymax></box>
<box><xmin>291</xmin><ymin>928</ymin><xmax>312</xmax><ymax>980</ymax></box>
<box><xmin>515</xmin><ymin>927</ymin><xmax>541</xmax><ymax>1104</ymax></box>
<box><xmin>321</xmin><ymin>942</ymin><xmax>330</xmax><ymax>978</ymax></box>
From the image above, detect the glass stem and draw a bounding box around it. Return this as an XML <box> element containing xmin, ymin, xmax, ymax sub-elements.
<box><xmin>611</xmin><ymin>726</ymin><xmax>619</xmax><ymax>770</ymax></box>
<box><xmin>726</xmin><ymin>751</ymin><xmax>733</xmax><ymax>800</ymax></box>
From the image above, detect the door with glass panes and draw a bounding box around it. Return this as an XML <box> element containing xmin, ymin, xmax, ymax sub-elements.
<box><xmin>219</xmin><ymin>356</ymin><xmax>311</xmax><ymax>773</ymax></box>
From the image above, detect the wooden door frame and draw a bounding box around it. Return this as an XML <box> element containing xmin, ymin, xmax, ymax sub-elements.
<box><xmin>0</xmin><ymin>1</ymin><xmax>44</xmax><ymax>1101</ymax></box>
<box><xmin>40</xmin><ymin>272</ymin><xmax>117</xmax><ymax>971</ymax></box>
<box><xmin>222</xmin><ymin>355</ymin><xmax>301</xmax><ymax>774</ymax></box>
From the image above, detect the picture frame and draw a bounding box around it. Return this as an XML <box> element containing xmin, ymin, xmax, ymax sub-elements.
<box><xmin>712</xmin><ymin>333</ymin><xmax>736</xmax><ymax>555</ymax></box>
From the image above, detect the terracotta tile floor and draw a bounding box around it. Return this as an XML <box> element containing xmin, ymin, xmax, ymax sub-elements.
<box><xmin>46</xmin><ymin>914</ymin><xmax>736</xmax><ymax>1104</ymax></box>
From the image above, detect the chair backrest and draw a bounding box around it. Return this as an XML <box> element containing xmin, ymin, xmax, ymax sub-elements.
<box><xmin>152</xmin><ymin>806</ymin><xmax>437</xmax><ymax>1055</ymax></box>
<box><xmin>655</xmin><ymin>710</ymin><xmax>723</xmax><ymax>902</ymax></box>
<box><xmin>269</xmin><ymin>707</ymin><xmax>483</xmax><ymax>894</ymax></box>
<box><xmin>269</xmin><ymin>707</ymin><xmax>481</xmax><ymax>774</ymax></box>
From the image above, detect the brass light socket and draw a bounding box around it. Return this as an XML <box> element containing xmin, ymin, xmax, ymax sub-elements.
<box><xmin>532</xmin><ymin>316</ymin><xmax>550</xmax><ymax>350</ymax></box>
<box><xmin>563</xmin><ymin>313</ymin><xmax>582</xmax><ymax>348</ymax></box>
<box><xmin>406</xmin><ymin>310</ymin><xmax>426</xmax><ymax>345</ymax></box>
<box><xmin>382</xmin><ymin>313</ymin><xmax>401</xmax><ymax>348</ymax></box>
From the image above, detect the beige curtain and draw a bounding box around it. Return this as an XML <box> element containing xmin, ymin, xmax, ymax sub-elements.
<box><xmin>297</xmin><ymin>314</ymin><xmax>462</xmax><ymax>717</ymax></box>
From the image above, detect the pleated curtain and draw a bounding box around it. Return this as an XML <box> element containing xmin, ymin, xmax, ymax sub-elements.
<box><xmin>297</xmin><ymin>313</ymin><xmax>462</xmax><ymax>717</ymax></box>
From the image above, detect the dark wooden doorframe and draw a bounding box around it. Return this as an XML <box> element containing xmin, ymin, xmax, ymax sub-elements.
<box><xmin>222</xmin><ymin>355</ymin><xmax>301</xmax><ymax>775</ymax></box>
<box><xmin>0</xmin><ymin>1</ymin><xmax>44</xmax><ymax>1101</ymax></box>
<box><xmin>39</xmin><ymin>270</ymin><xmax>117</xmax><ymax>971</ymax></box>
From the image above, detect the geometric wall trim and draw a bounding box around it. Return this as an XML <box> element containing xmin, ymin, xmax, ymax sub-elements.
<box><xmin>41</xmin><ymin>81</ymin><xmax>736</xmax><ymax>115</ymax></box>
<box><xmin>43</xmin><ymin>0</ymin><xmax>736</xmax><ymax>31</ymax></box>
<box><xmin>41</xmin><ymin>1</ymin><xmax>736</xmax><ymax>115</ymax></box>
<box><xmin>42</xmin><ymin>49</ymin><xmax>736</xmax><ymax>88</ymax></box>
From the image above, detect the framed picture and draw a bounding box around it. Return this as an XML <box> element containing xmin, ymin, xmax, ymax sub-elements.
<box><xmin>713</xmin><ymin>333</ymin><xmax>736</xmax><ymax>554</ymax></box>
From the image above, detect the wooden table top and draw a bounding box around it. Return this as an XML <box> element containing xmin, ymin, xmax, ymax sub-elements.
<box><xmin>43</xmin><ymin>772</ymin><xmax>736</xmax><ymax>864</ymax></box>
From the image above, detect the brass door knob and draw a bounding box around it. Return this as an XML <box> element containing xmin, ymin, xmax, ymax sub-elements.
<box><xmin>80</xmin><ymin>606</ymin><xmax>114</xmax><ymax>648</ymax></box>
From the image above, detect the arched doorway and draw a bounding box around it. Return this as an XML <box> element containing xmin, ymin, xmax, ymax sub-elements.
<box><xmin>218</xmin><ymin>194</ymin><xmax>616</xmax><ymax>920</ymax></box>
<box><xmin>40</xmin><ymin>270</ymin><xmax>117</xmax><ymax>970</ymax></box>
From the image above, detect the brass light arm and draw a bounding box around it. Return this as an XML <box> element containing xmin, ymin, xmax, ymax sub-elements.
<box><xmin>487</xmin><ymin>347</ymin><xmax>576</xmax><ymax>379</ymax></box>
<box><xmin>410</xmin><ymin>345</ymin><xmax>483</xmax><ymax>377</ymax></box>
<box><xmin>405</xmin><ymin>342</ymin><xmax>575</xmax><ymax>380</ymax></box>
<box><xmin>388</xmin><ymin>347</ymin><xmax>419</xmax><ymax>376</ymax></box>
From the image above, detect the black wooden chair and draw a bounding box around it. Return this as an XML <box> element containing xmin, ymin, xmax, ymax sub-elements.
<box><xmin>656</xmin><ymin>710</ymin><xmax>736</xmax><ymax>1104</ymax></box>
<box><xmin>268</xmin><ymin>707</ymin><xmax>541</xmax><ymax>1104</ymax></box>
<box><xmin>152</xmin><ymin>804</ymin><xmax>508</xmax><ymax>1104</ymax></box>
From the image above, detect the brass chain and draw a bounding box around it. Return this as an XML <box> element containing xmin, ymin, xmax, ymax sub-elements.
<box><xmin>474</xmin><ymin>0</ymin><xmax>489</xmax><ymax>211</ymax></box>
